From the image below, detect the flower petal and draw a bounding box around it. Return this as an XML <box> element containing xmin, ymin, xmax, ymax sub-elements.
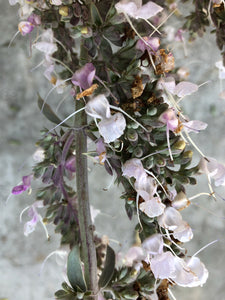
<box><xmin>122</xmin><ymin>158</ymin><xmax>146</xmax><ymax>180</ymax></box>
<box><xmin>72</xmin><ymin>63</ymin><xmax>96</xmax><ymax>90</ymax></box>
<box><xmin>174</xmin><ymin>81</ymin><xmax>198</xmax><ymax>98</ymax></box>
<box><xmin>85</xmin><ymin>94</ymin><xmax>111</xmax><ymax>119</ymax></box>
<box><xmin>139</xmin><ymin>197</ymin><xmax>165</xmax><ymax>218</ymax></box>
<box><xmin>98</xmin><ymin>112</ymin><xmax>126</xmax><ymax>143</ymax></box>
<box><xmin>134</xmin><ymin>1</ymin><xmax>163</xmax><ymax>19</ymax></box>
<box><xmin>142</xmin><ymin>234</ymin><xmax>164</xmax><ymax>255</ymax></box>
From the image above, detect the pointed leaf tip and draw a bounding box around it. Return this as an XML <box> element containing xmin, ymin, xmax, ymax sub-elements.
<box><xmin>67</xmin><ymin>246</ymin><xmax>87</xmax><ymax>292</ymax></box>
<box><xmin>98</xmin><ymin>245</ymin><xmax>115</xmax><ymax>288</ymax></box>
<box><xmin>37</xmin><ymin>94</ymin><xmax>69</xmax><ymax>127</ymax></box>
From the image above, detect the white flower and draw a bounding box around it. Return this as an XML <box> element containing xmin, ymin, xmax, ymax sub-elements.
<box><xmin>115</xmin><ymin>0</ymin><xmax>163</xmax><ymax>20</ymax></box>
<box><xmin>33</xmin><ymin>148</ymin><xmax>45</xmax><ymax>163</ymax></box>
<box><xmin>142</xmin><ymin>234</ymin><xmax>164</xmax><ymax>256</ymax></box>
<box><xmin>150</xmin><ymin>251</ymin><xmax>208</xmax><ymax>287</ymax></box>
<box><xmin>85</xmin><ymin>94</ymin><xmax>111</xmax><ymax>119</ymax></box>
<box><xmin>172</xmin><ymin>191</ymin><xmax>190</xmax><ymax>211</ymax></box>
<box><xmin>50</xmin><ymin>0</ymin><xmax>62</xmax><ymax>5</ymax></box>
<box><xmin>85</xmin><ymin>95</ymin><xmax>126</xmax><ymax>143</ymax></box>
<box><xmin>198</xmin><ymin>157</ymin><xmax>225</xmax><ymax>186</ymax></box>
<box><xmin>150</xmin><ymin>251</ymin><xmax>176</xmax><ymax>279</ymax></box>
<box><xmin>158</xmin><ymin>207</ymin><xmax>193</xmax><ymax>242</ymax></box>
<box><xmin>215</xmin><ymin>61</ymin><xmax>225</xmax><ymax>79</ymax></box>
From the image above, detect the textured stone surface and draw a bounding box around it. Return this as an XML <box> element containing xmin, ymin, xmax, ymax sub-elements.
<box><xmin>1</xmin><ymin>1</ymin><xmax>225</xmax><ymax>300</ymax></box>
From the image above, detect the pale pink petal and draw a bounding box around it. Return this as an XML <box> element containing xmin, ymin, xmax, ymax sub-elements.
<box><xmin>98</xmin><ymin>113</ymin><xmax>126</xmax><ymax>143</ymax></box>
<box><xmin>215</xmin><ymin>61</ymin><xmax>225</xmax><ymax>79</ymax></box>
<box><xmin>122</xmin><ymin>158</ymin><xmax>146</xmax><ymax>180</ymax></box>
<box><xmin>186</xmin><ymin>257</ymin><xmax>208</xmax><ymax>287</ymax></box>
<box><xmin>183</xmin><ymin>120</ymin><xmax>208</xmax><ymax>133</ymax></box>
<box><xmin>150</xmin><ymin>251</ymin><xmax>176</xmax><ymax>279</ymax></box>
<box><xmin>134</xmin><ymin>175</ymin><xmax>157</xmax><ymax>201</ymax></box>
<box><xmin>142</xmin><ymin>234</ymin><xmax>164</xmax><ymax>255</ymax></box>
<box><xmin>158</xmin><ymin>207</ymin><xmax>183</xmax><ymax>231</ymax></box>
<box><xmin>158</xmin><ymin>108</ymin><xmax>178</xmax><ymax>131</ymax></box>
<box><xmin>136</xmin><ymin>37</ymin><xmax>160</xmax><ymax>53</ymax></box>
<box><xmin>174</xmin><ymin>81</ymin><xmax>198</xmax><ymax>97</ymax></box>
<box><xmin>50</xmin><ymin>0</ymin><xmax>62</xmax><ymax>5</ymax></box>
<box><xmin>34</xmin><ymin>42</ymin><xmax>58</xmax><ymax>55</ymax></box>
<box><xmin>134</xmin><ymin>2</ymin><xmax>163</xmax><ymax>19</ymax></box>
<box><xmin>85</xmin><ymin>95</ymin><xmax>111</xmax><ymax>119</ymax></box>
<box><xmin>139</xmin><ymin>197</ymin><xmax>165</xmax><ymax>218</ymax></box>
<box><xmin>124</xmin><ymin>246</ymin><xmax>144</xmax><ymax>266</ymax></box>
<box><xmin>158</xmin><ymin>77</ymin><xmax>176</xmax><ymax>94</ymax></box>
<box><xmin>173</xmin><ymin>221</ymin><xmax>193</xmax><ymax>242</ymax></box>
<box><xmin>115</xmin><ymin>1</ymin><xmax>138</xmax><ymax>18</ymax></box>
<box><xmin>172</xmin><ymin>257</ymin><xmax>196</xmax><ymax>286</ymax></box>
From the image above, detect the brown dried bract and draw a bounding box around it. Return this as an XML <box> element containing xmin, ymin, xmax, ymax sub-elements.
<box><xmin>131</xmin><ymin>76</ymin><xmax>144</xmax><ymax>99</ymax></box>
<box><xmin>154</xmin><ymin>49</ymin><xmax>175</xmax><ymax>75</ymax></box>
<box><xmin>157</xmin><ymin>279</ymin><xmax>170</xmax><ymax>300</ymax></box>
<box><xmin>141</xmin><ymin>260</ymin><xmax>151</xmax><ymax>271</ymax></box>
<box><xmin>76</xmin><ymin>83</ymin><xmax>98</xmax><ymax>100</ymax></box>
<box><xmin>174</xmin><ymin>118</ymin><xmax>183</xmax><ymax>134</ymax></box>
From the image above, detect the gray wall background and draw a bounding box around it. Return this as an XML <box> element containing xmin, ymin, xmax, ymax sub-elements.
<box><xmin>0</xmin><ymin>1</ymin><xmax>225</xmax><ymax>300</ymax></box>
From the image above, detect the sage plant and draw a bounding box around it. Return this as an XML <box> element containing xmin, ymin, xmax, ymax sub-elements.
<box><xmin>8</xmin><ymin>0</ymin><xmax>225</xmax><ymax>299</ymax></box>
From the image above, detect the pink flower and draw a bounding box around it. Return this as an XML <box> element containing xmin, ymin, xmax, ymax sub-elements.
<box><xmin>158</xmin><ymin>76</ymin><xmax>199</xmax><ymax>98</ymax></box>
<box><xmin>136</xmin><ymin>36</ymin><xmax>160</xmax><ymax>53</ymax></box>
<box><xmin>23</xmin><ymin>201</ymin><xmax>44</xmax><ymax>236</ymax></box>
<box><xmin>27</xmin><ymin>13</ymin><xmax>41</xmax><ymax>26</ymax></box>
<box><xmin>72</xmin><ymin>63</ymin><xmax>96</xmax><ymax>90</ymax></box>
<box><xmin>158</xmin><ymin>108</ymin><xmax>178</xmax><ymax>131</ymax></box>
<box><xmin>18</xmin><ymin>21</ymin><xmax>34</xmax><ymax>36</ymax></box>
<box><xmin>12</xmin><ymin>174</ymin><xmax>33</xmax><ymax>195</ymax></box>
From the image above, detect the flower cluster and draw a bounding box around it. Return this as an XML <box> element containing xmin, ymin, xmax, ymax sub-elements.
<box><xmin>8</xmin><ymin>0</ymin><xmax>225</xmax><ymax>299</ymax></box>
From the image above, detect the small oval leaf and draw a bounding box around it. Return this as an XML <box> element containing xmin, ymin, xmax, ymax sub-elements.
<box><xmin>37</xmin><ymin>94</ymin><xmax>69</xmax><ymax>127</ymax></box>
<box><xmin>90</xmin><ymin>3</ymin><xmax>103</xmax><ymax>26</ymax></box>
<box><xmin>98</xmin><ymin>245</ymin><xmax>115</xmax><ymax>288</ymax></box>
<box><xmin>67</xmin><ymin>246</ymin><xmax>87</xmax><ymax>292</ymax></box>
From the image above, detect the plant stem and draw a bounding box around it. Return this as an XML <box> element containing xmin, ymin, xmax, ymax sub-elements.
<box><xmin>75</xmin><ymin>99</ymin><xmax>98</xmax><ymax>298</ymax></box>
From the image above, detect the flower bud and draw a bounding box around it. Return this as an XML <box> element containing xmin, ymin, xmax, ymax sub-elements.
<box><xmin>183</xmin><ymin>150</ymin><xmax>193</xmax><ymax>159</ymax></box>
<box><xmin>145</xmin><ymin>157</ymin><xmax>154</xmax><ymax>169</ymax></box>
<box><xmin>59</xmin><ymin>6</ymin><xmax>69</xmax><ymax>17</ymax></box>
<box><xmin>147</xmin><ymin>107</ymin><xmax>157</xmax><ymax>116</ymax></box>
<box><xmin>172</xmin><ymin>140</ymin><xmax>186</xmax><ymax>151</ymax></box>
<box><xmin>18</xmin><ymin>21</ymin><xmax>34</xmax><ymax>36</ymax></box>
<box><xmin>133</xmin><ymin>146</ymin><xmax>143</xmax><ymax>158</ymax></box>
<box><xmin>127</xmin><ymin>129</ymin><xmax>138</xmax><ymax>142</ymax></box>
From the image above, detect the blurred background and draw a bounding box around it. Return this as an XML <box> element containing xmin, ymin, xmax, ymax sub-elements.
<box><xmin>0</xmin><ymin>1</ymin><xmax>225</xmax><ymax>299</ymax></box>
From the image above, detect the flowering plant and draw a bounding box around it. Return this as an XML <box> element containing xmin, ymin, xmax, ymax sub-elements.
<box><xmin>7</xmin><ymin>0</ymin><xmax>225</xmax><ymax>299</ymax></box>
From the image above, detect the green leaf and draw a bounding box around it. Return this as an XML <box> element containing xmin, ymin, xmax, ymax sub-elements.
<box><xmin>37</xmin><ymin>94</ymin><xmax>69</xmax><ymax>127</ymax></box>
<box><xmin>98</xmin><ymin>245</ymin><xmax>115</xmax><ymax>288</ymax></box>
<box><xmin>67</xmin><ymin>246</ymin><xmax>87</xmax><ymax>292</ymax></box>
<box><xmin>90</xmin><ymin>2</ymin><xmax>103</xmax><ymax>26</ymax></box>
<box><xmin>100</xmin><ymin>38</ymin><xmax>113</xmax><ymax>63</ymax></box>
